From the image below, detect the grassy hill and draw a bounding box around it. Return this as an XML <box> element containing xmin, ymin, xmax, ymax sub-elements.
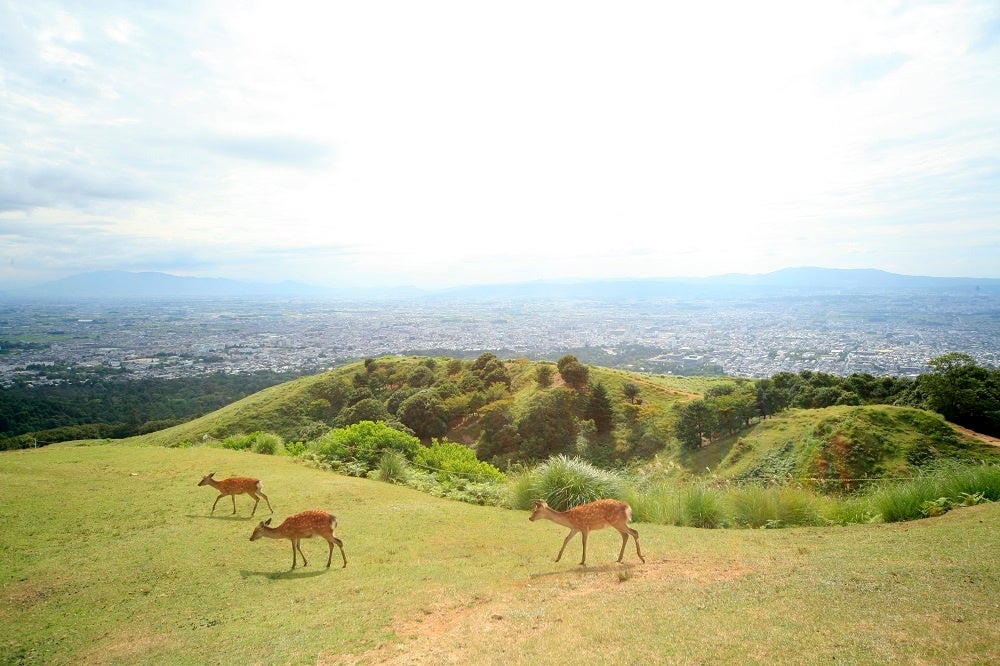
<box><xmin>119</xmin><ymin>356</ymin><xmax>997</xmax><ymax>485</ymax></box>
<box><xmin>2</xmin><ymin>444</ymin><xmax>998</xmax><ymax>664</ymax></box>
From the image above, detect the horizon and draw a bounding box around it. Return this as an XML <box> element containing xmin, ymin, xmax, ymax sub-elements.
<box><xmin>2</xmin><ymin>2</ymin><xmax>999</xmax><ymax>289</ymax></box>
<box><xmin>10</xmin><ymin>265</ymin><xmax>1000</xmax><ymax>296</ymax></box>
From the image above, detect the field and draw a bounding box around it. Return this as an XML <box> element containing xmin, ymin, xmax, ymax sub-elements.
<box><xmin>2</xmin><ymin>444</ymin><xmax>998</xmax><ymax>665</ymax></box>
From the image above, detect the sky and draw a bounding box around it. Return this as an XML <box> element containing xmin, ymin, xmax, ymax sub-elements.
<box><xmin>2</xmin><ymin>1</ymin><xmax>999</xmax><ymax>290</ymax></box>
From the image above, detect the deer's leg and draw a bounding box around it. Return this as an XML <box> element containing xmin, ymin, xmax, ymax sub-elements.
<box><xmin>296</xmin><ymin>540</ymin><xmax>309</xmax><ymax>567</ymax></box>
<box><xmin>333</xmin><ymin>536</ymin><xmax>347</xmax><ymax>568</ymax></box>
<box><xmin>579</xmin><ymin>529</ymin><xmax>589</xmax><ymax>566</ymax></box>
<box><xmin>617</xmin><ymin>529</ymin><xmax>629</xmax><ymax>563</ymax></box>
<box><xmin>628</xmin><ymin>526</ymin><xmax>645</xmax><ymax>563</ymax></box>
<box><xmin>258</xmin><ymin>490</ymin><xmax>273</xmax><ymax>514</ymax></box>
<box><xmin>211</xmin><ymin>495</ymin><xmax>223</xmax><ymax>515</ymax></box>
<box><xmin>290</xmin><ymin>540</ymin><xmax>299</xmax><ymax>569</ymax></box>
<box><xmin>556</xmin><ymin>529</ymin><xmax>578</xmax><ymax>562</ymax></box>
<box><xmin>249</xmin><ymin>493</ymin><xmax>260</xmax><ymax>517</ymax></box>
<box><xmin>230</xmin><ymin>495</ymin><xmax>238</xmax><ymax>515</ymax></box>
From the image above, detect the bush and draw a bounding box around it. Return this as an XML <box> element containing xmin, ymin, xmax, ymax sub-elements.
<box><xmin>377</xmin><ymin>451</ymin><xmax>410</xmax><ymax>484</ymax></box>
<box><xmin>310</xmin><ymin>421</ymin><xmax>421</xmax><ymax>471</ymax></box>
<box><xmin>508</xmin><ymin>455</ymin><xmax>625</xmax><ymax>511</ymax></box>
<box><xmin>682</xmin><ymin>485</ymin><xmax>724</xmax><ymax>528</ymax></box>
<box><xmin>414</xmin><ymin>440</ymin><xmax>504</xmax><ymax>484</ymax></box>
<box><xmin>249</xmin><ymin>431</ymin><xmax>283</xmax><ymax>455</ymax></box>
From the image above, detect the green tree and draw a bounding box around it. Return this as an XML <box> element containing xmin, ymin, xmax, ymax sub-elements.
<box><xmin>397</xmin><ymin>390</ymin><xmax>449</xmax><ymax>441</ymax></box>
<box><xmin>587</xmin><ymin>382</ymin><xmax>614</xmax><ymax>434</ymax></box>
<box><xmin>336</xmin><ymin>397</ymin><xmax>390</xmax><ymax>427</ymax></box>
<box><xmin>558</xmin><ymin>357</ymin><xmax>589</xmax><ymax>391</ymax></box>
<box><xmin>517</xmin><ymin>387</ymin><xmax>580</xmax><ymax>460</ymax></box>
<box><xmin>622</xmin><ymin>381</ymin><xmax>641</xmax><ymax>404</ymax></box>
<box><xmin>675</xmin><ymin>399</ymin><xmax>718</xmax><ymax>451</ymax></box>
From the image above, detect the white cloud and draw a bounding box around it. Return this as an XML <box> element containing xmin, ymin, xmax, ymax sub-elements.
<box><xmin>1</xmin><ymin>0</ymin><xmax>998</xmax><ymax>289</ymax></box>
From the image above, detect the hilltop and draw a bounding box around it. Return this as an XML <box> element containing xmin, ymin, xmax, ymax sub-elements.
<box><xmin>123</xmin><ymin>355</ymin><xmax>999</xmax><ymax>484</ymax></box>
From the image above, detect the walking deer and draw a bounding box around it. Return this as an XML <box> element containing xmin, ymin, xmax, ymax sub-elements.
<box><xmin>250</xmin><ymin>510</ymin><xmax>347</xmax><ymax>569</ymax></box>
<box><xmin>529</xmin><ymin>499</ymin><xmax>645</xmax><ymax>566</ymax></box>
<box><xmin>197</xmin><ymin>472</ymin><xmax>273</xmax><ymax>517</ymax></box>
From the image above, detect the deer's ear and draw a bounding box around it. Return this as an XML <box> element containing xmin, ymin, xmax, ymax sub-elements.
<box><xmin>264</xmin><ymin>518</ymin><xmax>272</xmax><ymax>526</ymax></box>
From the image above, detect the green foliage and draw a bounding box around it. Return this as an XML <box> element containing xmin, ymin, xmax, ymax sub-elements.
<box><xmin>414</xmin><ymin>440</ymin><xmax>505</xmax><ymax>484</ymax></box>
<box><xmin>516</xmin><ymin>387</ymin><xmax>580</xmax><ymax>460</ymax></box>
<box><xmin>249</xmin><ymin>431</ymin><xmax>283</xmax><ymax>455</ymax></box>
<box><xmin>681</xmin><ymin>485</ymin><xmax>724</xmax><ymax>528</ymax></box>
<box><xmin>310</xmin><ymin>420</ymin><xmax>421</xmax><ymax>471</ymax></box>
<box><xmin>397</xmin><ymin>391</ymin><xmax>449</xmax><ymax>440</ymax></box>
<box><xmin>508</xmin><ymin>454</ymin><xmax>625</xmax><ymax>511</ymax></box>
<box><xmin>377</xmin><ymin>450</ymin><xmax>410</xmax><ymax>484</ymax></box>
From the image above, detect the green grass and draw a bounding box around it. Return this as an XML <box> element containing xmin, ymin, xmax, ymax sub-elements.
<box><xmin>2</xmin><ymin>444</ymin><xmax>999</xmax><ymax>665</ymax></box>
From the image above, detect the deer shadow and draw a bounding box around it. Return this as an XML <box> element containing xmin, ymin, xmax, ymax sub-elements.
<box><xmin>528</xmin><ymin>562</ymin><xmax>623</xmax><ymax>579</ymax></box>
<box><xmin>185</xmin><ymin>514</ymin><xmax>259</xmax><ymax>521</ymax></box>
<box><xmin>239</xmin><ymin>568</ymin><xmax>331</xmax><ymax>581</ymax></box>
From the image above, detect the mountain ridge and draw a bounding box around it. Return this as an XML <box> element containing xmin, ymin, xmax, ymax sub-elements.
<box><xmin>3</xmin><ymin>266</ymin><xmax>1000</xmax><ymax>301</ymax></box>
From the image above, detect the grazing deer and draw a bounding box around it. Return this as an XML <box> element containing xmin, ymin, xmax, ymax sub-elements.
<box><xmin>250</xmin><ymin>510</ymin><xmax>347</xmax><ymax>569</ymax></box>
<box><xmin>197</xmin><ymin>472</ymin><xmax>273</xmax><ymax>517</ymax></box>
<box><xmin>529</xmin><ymin>499</ymin><xmax>645</xmax><ymax>566</ymax></box>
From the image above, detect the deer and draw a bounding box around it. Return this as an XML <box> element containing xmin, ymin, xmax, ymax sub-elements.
<box><xmin>197</xmin><ymin>472</ymin><xmax>273</xmax><ymax>517</ymax></box>
<box><xmin>529</xmin><ymin>498</ymin><xmax>645</xmax><ymax>566</ymax></box>
<box><xmin>250</xmin><ymin>510</ymin><xmax>347</xmax><ymax>569</ymax></box>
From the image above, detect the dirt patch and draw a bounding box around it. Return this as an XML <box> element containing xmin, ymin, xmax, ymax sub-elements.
<box><xmin>329</xmin><ymin>556</ymin><xmax>753</xmax><ymax>665</ymax></box>
<box><xmin>75</xmin><ymin>631</ymin><xmax>172</xmax><ymax>665</ymax></box>
<box><xmin>952</xmin><ymin>424</ymin><xmax>1000</xmax><ymax>447</ymax></box>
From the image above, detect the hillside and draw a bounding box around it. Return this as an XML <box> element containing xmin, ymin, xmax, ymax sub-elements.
<box><xmin>119</xmin><ymin>356</ymin><xmax>999</xmax><ymax>484</ymax></box>
<box><xmin>2</xmin><ymin>445</ymin><xmax>997</xmax><ymax>664</ymax></box>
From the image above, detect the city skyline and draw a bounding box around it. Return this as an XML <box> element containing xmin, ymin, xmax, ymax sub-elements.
<box><xmin>3</xmin><ymin>1</ymin><xmax>999</xmax><ymax>290</ymax></box>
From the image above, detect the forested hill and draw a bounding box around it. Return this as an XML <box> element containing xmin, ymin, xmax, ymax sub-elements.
<box><xmin>4</xmin><ymin>353</ymin><xmax>998</xmax><ymax>483</ymax></box>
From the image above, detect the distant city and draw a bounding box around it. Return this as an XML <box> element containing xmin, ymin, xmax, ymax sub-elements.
<box><xmin>2</xmin><ymin>285</ymin><xmax>998</xmax><ymax>387</ymax></box>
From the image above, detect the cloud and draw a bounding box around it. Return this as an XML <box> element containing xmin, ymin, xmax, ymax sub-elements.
<box><xmin>199</xmin><ymin>133</ymin><xmax>335</xmax><ymax>167</ymax></box>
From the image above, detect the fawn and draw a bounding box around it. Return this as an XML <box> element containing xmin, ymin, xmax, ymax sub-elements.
<box><xmin>197</xmin><ymin>472</ymin><xmax>273</xmax><ymax>517</ymax></box>
<box><xmin>529</xmin><ymin>498</ymin><xmax>644</xmax><ymax>566</ymax></box>
<box><xmin>250</xmin><ymin>510</ymin><xmax>347</xmax><ymax>569</ymax></box>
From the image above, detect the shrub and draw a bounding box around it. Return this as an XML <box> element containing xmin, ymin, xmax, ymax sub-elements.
<box><xmin>509</xmin><ymin>455</ymin><xmax>626</xmax><ymax>511</ymax></box>
<box><xmin>249</xmin><ymin>431</ymin><xmax>283</xmax><ymax>455</ymax></box>
<box><xmin>414</xmin><ymin>440</ymin><xmax>504</xmax><ymax>484</ymax></box>
<box><xmin>377</xmin><ymin>451</ymin><xmax>410</xmax><ymax>484</ymax></box>
<box><xmin>682</xmin><ymin>485</ymin><xmax>724</xmax><ymax>528</ymax></box>
<box><xmin>310</xmin><ymin>421</ymin><xmax>421</xmax><ymax>470</ymax></box>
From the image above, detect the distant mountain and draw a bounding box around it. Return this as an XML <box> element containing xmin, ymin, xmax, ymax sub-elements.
<box><xmin>435</xmin><ymin>267</ymin><xmax>1000</xmax><ymax>300</ymax></box>
<box><xmin>3</xmin><ymin>267</ymin><xmax>999</xmax><ymax>301</ymax></box>
<box><xmin>0</xmin><ymin>270</ymin><xmax>330</xmax><ymax>300</ymax></box>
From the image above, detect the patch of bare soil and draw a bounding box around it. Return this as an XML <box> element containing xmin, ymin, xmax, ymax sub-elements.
<box><xmin>323</xmin><ymin>556</ymin><xmax>752</xmax><ymax>665</ymax></box>
<box><xmin>952</xmin><ymin>424</ymin><xmax>1000</xmax><ymax>447</ymax></box>
<box><xmin>75</xmin><ymin>631</ymin><xmax>172</xmax><ymax>665</ymax></box>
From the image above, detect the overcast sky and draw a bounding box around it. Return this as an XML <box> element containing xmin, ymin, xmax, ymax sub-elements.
<box><xmin>2</xmin><ymin>1</ymin><xmax>999</xmax><ymax>289</ymax></box>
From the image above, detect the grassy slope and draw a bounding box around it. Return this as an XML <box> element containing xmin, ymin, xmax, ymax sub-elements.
<box><xmin>2</xmin><ymin>445</ymin><xmax>998</xmax><ymax>665</ymax></box>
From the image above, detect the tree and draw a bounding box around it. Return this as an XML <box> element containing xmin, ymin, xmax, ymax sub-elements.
<box><xmin>622</xmin><ymin>381</ymin><xmax>641</xmax><ymax>404</ymax></box>
<box><xmin>336</xmin><ymin>397</ymin><xmax>389</xmax><ymax>427</ymax></box>
<box><xmin>535</xmin><ymin>364</ymin><xmax>554</xmax><ymax>388</ymax></box>
<box><xmin>587</xmin><ymin>382</ymin><xmax>614</xmax><ymax>434</ymax></box>
<box><xmin>675</xmin><ymin>399</ymin><xmax>718</xmax><ymax>451</ymax></box>
<box><xmin>397</xmin><ymin>391</ymin><xmax>449</xmax><ymax>441</ymax></box>
<box><xmin>517</xmin><ymin>387</ymin><xmax>580</xmax><ymax>460</ymax></box>
<box><xmin>558</xmin><ymin>358</ymin><xmax>589</xmax><ymax>391</ymax></box>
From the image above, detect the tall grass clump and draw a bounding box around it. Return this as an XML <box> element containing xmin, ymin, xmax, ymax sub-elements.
<box><xmin>682</xmin><ymin>484</ymin><xmax>724</xmax><ymax>528</ymax></box>
<box><xmin>508</xmin><ymin>455</ymin><xmax>626</xmax><ymax>511</ymax></box>
<box><xmin>377</xmin><ymin>450</ymin><xmax>410</xmax><ymax>484</ymax></box>
<box><xmin>623</xmin><ymin>482</ymin><xmax>685</xmax><ymax>525</ymax></box>
<box><xmin>727</xmin><ymin>485</ymin><xmax>824</xmax><ymax>528</ymax></box>
<box><xmin>249</xmin><ymin>431</ymin><xmax>284</xmax><ymax>455</ymax></box>
<box><xmin>867</xmin><ymin>463</ymin><xmax>999</xmax><ymax>522</ymax></box>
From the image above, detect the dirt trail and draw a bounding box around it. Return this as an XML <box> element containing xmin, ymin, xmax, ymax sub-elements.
<box><xmin>952</xmin><ymin>424</ymin><xmax>1000</xmax><ymax>447</ymax></box>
